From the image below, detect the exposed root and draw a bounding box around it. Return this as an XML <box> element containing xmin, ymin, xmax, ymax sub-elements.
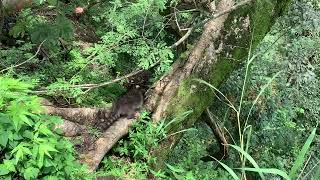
<box><xmin>40</xmin><ymin>99</ymin><xmax>135</xmax><ymax>172</ymax></box>
<box><xmin>54</xmin><ymin>119</ymin><xmax>86</xmax><ymax>137</ymax></box>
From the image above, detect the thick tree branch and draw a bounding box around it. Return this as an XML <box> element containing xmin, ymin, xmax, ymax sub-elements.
<box><xmin>43</xmin><ymin>106</ymin><xmax>103</xmax><ymax>125</ymax></box>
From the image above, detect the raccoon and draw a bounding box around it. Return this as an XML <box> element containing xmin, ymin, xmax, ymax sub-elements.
<box><xmin>98</xmin><ymin>86</ymin><xmax>144</xmax><ymax>131</ymax></box>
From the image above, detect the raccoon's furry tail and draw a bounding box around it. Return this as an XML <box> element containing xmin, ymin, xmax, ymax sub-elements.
<box><xmin>96</xmin><ymin>112</ymin><xmax>121</xmax><ymax>131</ymax></box>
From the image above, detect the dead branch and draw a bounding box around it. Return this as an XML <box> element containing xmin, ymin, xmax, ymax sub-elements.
<box><xmin>202</xmin><ymin>108</ymin><xmax>229</xmax><ymax>161</ymax></box>
<box><xmin>31</xmin><ymin>61</ymin><xmax>159</xmax><ymax>95</ymax></box>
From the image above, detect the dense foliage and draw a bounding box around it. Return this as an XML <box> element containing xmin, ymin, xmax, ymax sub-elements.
<box><xmin>0</xmin><ymin>77</ymin><xmax>88</xmax><ymax>179</ymax></box>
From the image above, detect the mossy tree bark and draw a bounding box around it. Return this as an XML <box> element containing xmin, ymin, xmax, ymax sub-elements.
<box><xmin>145</xmin><ymin>0</ymin><xmax>293</xmax><ymax>169</ymax></box>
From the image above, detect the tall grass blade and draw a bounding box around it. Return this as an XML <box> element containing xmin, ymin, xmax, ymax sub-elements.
<box><xmin>165</xmin><ymin>128</ymin><xmax>197</xmax><ymax>140</ymax></box>
<box><xmin>244</xmin><ymin>71</ymin><xmax>282</xmax><ymax>129</ymax></box>
<box><xmin>215</xmin><ymin>159</ymin><xmax>240</xmax><ymax>180</ymax></box>
<box><xmin>289</xmin><ymin>128</ymin><xmax>317</xmax><ymax>178</ymax></box>
<box><xmin>242</xmin><ymin>125</ymin><xmax>252</xmax><ymax>168</ymax></box>
<box><xmin>238</xmin><ymin>168</ymin><xmax>290</xmax><ymax>180</ymax></box>
<box><xmin>230</xmin><ymin>144</ymin><xmax>265</xmax><ymax>180</ymax></box>
<box><xmin>193</xmin><ymin>79</ymin><xmax>238</xmax><ymax>113</ymax></box>
<box><xmin>164</xmin><ymin>110</ymin><xmax>193</xmax><ymax>130</ymax></box>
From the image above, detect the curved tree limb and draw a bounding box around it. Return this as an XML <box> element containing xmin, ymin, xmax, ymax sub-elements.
<box><xmin>0</xmin><ymin>41</ymin><xmax>45</xmax><ymax>73</ymax></box>
<box><xmin>43</xmin><ymin>105</ymin><xmax>103</xmax><ymax>125</ymax></box>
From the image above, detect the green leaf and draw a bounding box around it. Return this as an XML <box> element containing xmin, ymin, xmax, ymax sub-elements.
<box><xmin>165</xmin><ymin>163</ymin><xmax>185</xmax><ymax>173</ymax></box>
<box><xmin>11</xmin><ymin>116</ymin><xmax>21</xmax><ymax>130</ymax></box>
<box><xmin>38</xmin><ymin>124</ymin><xmax>54</xmax><ymax>136</ymax></box>
<box><xmin>11</xmin><ymin>143</ymin><xmax>32</xmax><ymax>164</ymax></box>
<box><xmin>0</xmin><ymin>131</ymin><xmax>9</xmax><ymax>147</ymax></box>
<box><xmin>289</xmin><ymin>128</ymin><xmax>317</xmax><ymax>178</ymax></box>
<box><xmin>20</xmin><ymin>114</ymin><xmax>33</xmax><ymax>126</ymax></box>
<box><xmin>3</xmin><ymin>160</ymin><xmax>15</xmax><ymax>173</ymax></box>
<box><xmin>22</xmin><ymin>130</ymin><xmax>34</xmax><ymax>140</ymax></box>
<box><xmin>24</xmin><ymin>167</ymin><xmax>40</xmax><ymax>179</ymax></box>
<box><xmin>0</xmin><ymin>164</ymin><xmax>10</xmax><ymax>176</ymax></box>
<box><xmin>47</xmin><ymin>0</ymin><xmax>57</xmax><ymax>6</ymax></box>
<box><xmin>38</xmin><ymin>144</ymin><xmax>58</xmax><ymax>168</ymax></box>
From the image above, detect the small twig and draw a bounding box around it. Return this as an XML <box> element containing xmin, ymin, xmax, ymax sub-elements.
<box><xmin>153</xmin><ymin>13</ymin><xmax>175</xmax><ymax>42</ymax></box>
<box><xmin>31</xmin><ymin>60</ymin><xmax>161</xmax><ymax>94</ymax></box>
<box><xmin>302</xmin><ymin>156</ymin><xmax>320</xmax><ymax>179</ymax></box>
<box><xmin>170</xmin><ymin>28</ymin><xmax>193</xmax><ymax>49</ymax></box>
<box><xmin>141</xmin><ymin>6</ymin><xmax>150</xmax><ymax>38</ymax></box>
<box><xmin>0</xmin><ymin>41</ymin><xmax>46</xmax><ymax>73</ymax></box>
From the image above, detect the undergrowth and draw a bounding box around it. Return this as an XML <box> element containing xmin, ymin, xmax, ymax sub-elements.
<box><xmin>0</xmin><ymin>77</ymin><xmax>90</xmax><ymax>179</ymax></box>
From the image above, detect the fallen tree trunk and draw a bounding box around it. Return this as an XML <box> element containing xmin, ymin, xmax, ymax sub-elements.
<box><xmin>145</xmin><ymin>0</ymin><xmax>293</xmax><ymax>169</ymax></box>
